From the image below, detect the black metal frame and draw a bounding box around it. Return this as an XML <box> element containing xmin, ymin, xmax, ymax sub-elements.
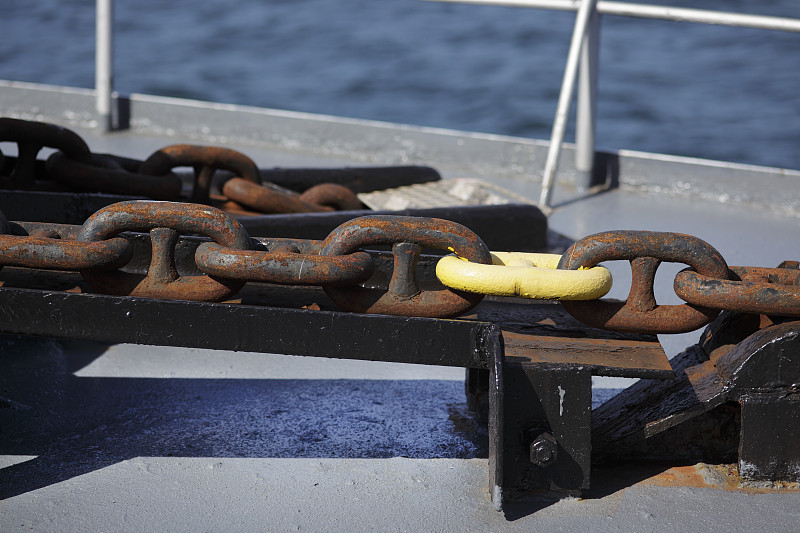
<box><xmin>0</xmin><ymin>283</ymin><xmax>676</xmax><ymax>511</ymax></box>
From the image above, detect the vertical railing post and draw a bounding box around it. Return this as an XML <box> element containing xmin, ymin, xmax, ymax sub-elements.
<box><xmin>95</xmin><ymin>0</ymin><xmax>114</xmax><ymax>132</ymax></box>
<box><xmin>575</xmin><ymin>6</ymin><xmax>600</xmax><ymax>191</ymax></box>
<box><xmin>538</xmin><ymin>0</ymin><xmax>599</xmax><ymax>208</ymax></box>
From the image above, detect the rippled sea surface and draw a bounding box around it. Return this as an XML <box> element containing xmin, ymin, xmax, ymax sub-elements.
<box><xmin>2</xmin><ymin>0</ymin><xmax>799</xmax><ymax>169</ymax></box>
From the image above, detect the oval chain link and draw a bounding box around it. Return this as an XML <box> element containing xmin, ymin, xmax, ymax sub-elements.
<box><xmin>139</xmin><ymin>144</ymin><xmax>262</xmax><ymax>205</ymax></box>
<box><xmin>557</xmin><ymin>230</ymin><xmax>730</xmax><ymax>334</ymax></box>
<box><xmin>196</xmin><ymin>237</ymin><xmax>374</xmax><ymax>286</ymax></box>
<box><xmin>319</xmin><ymin>215</ymin><xmax>491</xmax><ymax>317</ymax></box>
<box><xmin>222</xmin><ymin>178</ymin><xmax>362</xmax><ymax>214</ymax></box>
<box><xmin>0</xmin><ymin>118</ymin><xmax>91</xmax><ymax>189</ymax></box>
<box><xmin>77</xmin><ymin>201</ymin><xmax>251</xmax><ymax>302</ymax></box>
<box><xmin>675</xmin><ymin>265</ymin><xmax>800</xmax><ymax>316</ymax></box>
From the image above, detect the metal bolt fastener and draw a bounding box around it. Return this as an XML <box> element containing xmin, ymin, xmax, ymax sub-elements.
<box><xmin>529</xmin><ymin>432</ymin><xmax>558</xmax><ymax>467</ymax></box>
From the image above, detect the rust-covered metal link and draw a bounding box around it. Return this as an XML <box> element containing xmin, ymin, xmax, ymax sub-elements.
<box><xmin>46</xmin><ymin>152</ymin><xmax>183</xmax><ymax>200</ymax></box>
<box><xmin>139</xmin><ymin>144</ymin><xmax>262</xmax><ymax>204</ymax></box>
<box><xmin>196</xmin><ymin>237</ymin><xmax>373</xmax><ymax>286</ymax></box>
<box><xmin>319</xmin><ymin>215</ymin><xmax>492</xmax><ymax>317</ymax></box>
<box><xmin>675</xmin><ymin>264</ymin><xmax>800</xmax><ymax>317</ymax></box>
<box><xmin>0</xmin><ymin>232</ymin><xmax>131</xmax><ymax>272</ymax></box>
<box><xmin>557</xmin><ymin>230</ymin><xmax>730</xmax><ymax>334</ymax></box>
<box><xmin>0</xmin><ymin>118</ymin><xmax>91</xmax><ymax>189</ymax></box>
<box><xmin>77</xmin><ymin>201</ymin><xmax>252</xmax><ymax>301</ymax></box>
<box><xmin>297</xmin><ymin>183</ymin><xmax>363</xmax><ymax>211</ymax></box>
<box><xmin>222</xmin><ymin>178</ymin><xmax>362</xmax><ymax>214</ymax></box>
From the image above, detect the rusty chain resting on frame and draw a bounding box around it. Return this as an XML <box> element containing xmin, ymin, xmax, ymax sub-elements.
<box><xmin>1</xmin><ymin>118</ymin><xmax>798</xmax><ymax>326</ymax></box>
<box><xmin>0</xmin><ymin>201</ymin><xmax>493</xmax><ymax>317</ymax></box>
<box><xmin>1</xmin><ymin>200</ymin><xmax>798</xmax><ymax>326</ymax></box>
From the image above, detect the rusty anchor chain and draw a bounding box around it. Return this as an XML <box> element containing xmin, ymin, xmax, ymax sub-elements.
<box><xmin>77</xmin><ymin>201</ymin><xmax>252</xmax><ymax>302</ymax></box>
<box><xmin>222</xmin><ymin>178</ymin><xmax>363</xmax><ymax>214</ymax></box>
<box><xmin>1</xmin><ymin>119</ymin><xmax>798</xmax><ymax>326</ymax></box>
<box><xmin>1</xmin><ymin>119</ymin><xmax>365</xmax><ymax>214</ymax></box>
<box><xmin>675</xmin><ymin>265</ymin><xmax>800</xmax><ymax>317</ymax></box>
<box><xmin>138</xmin><ymin>144</ymin><xmax>263</xmax><ymax>205</ymax></box>
<box><xmin>556</xmin><ymin>230</ymin><xmax>799</xmax><ymax>333</ymax></box>
<box><xmin>0</xmin><ymin>201</ymin><xmax>492</xmax><ymax>316</ymax></box>
<box><xmin>1</xmin><ymin>202</ymin><xmax>799</xmax><ymax>324</ymax></box>
<box><xmin>0</xmin><ymin>118</ymin><xmax>91</xmax><ymax>189</ymax></box>
<box><xmin>319</xmin><ymin>215</ymin><xmax>492</xmax><ymax>317</ymax></box>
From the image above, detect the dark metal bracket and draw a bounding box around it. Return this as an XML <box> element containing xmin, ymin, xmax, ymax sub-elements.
<box><xmin>593</xmin><ymin>312</ymin><xmax>800</xmax><ymax>485</ymax></box>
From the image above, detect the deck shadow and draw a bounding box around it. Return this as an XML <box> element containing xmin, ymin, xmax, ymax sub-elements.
<box><xmin>1</xmin><ymin>335</ymin><xmax>484</xmax><ymax>499</ymax></box>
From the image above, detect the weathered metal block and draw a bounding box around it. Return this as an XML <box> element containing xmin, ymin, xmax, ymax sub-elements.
<box><xmin>740</xmin><ymin>393</ymin><xmax>800</xmax><ymax>482</ymax></box>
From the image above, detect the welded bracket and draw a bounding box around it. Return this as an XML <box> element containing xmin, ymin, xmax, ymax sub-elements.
<box><xmin>490</xmin><ymin>362</ymin><xmax>592</xmax><ymax>509</ymax></box>
<box><xmin>592</xmin><ymin>313</ymin><xmax>800</xmax><ymax>483</ymax></box>
<box><xmin>478</xmin><ymin>300</ymin><xmax>671</xmax><ymax>511</ymax></box>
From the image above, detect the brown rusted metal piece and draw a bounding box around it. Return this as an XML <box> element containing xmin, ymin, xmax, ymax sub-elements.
<box><xmin>476</xmin><ymin>299</ymin><xmax>672</xmax><ymax>378</ymax></box>
<box><xmin>46</xmin><ymin>152</ymin><xmax>182</xmax><ymax>200</ymax></box>
<box><xmin>0</xmin><ymin>118</ymin><xmax>91</xmax><ymax>189</ymax></box>
<box><xmin>319</xmin><ymin>215</ymin><xmax>491</xmax><ymax>317</ymax></box>
<box><xmin>0</xmin><ymin>234</ymin><xmax>132</xmax><ymax>271</ymax></box>
<box><xmin>558</xmin><ymin>230</ymin><xmax>729</xmax><ymax>333</ymax></box>
<box><xmin>77</xmin><ymin>200</ymin><xmax>251</xmax><ymax>301</ymax></box>
<box><xmin>222</xmin><ymin>177</ymin><xmax>333</xmax><ymax>213</ymax></box>
<box><xmin>195</xmin><ymin>238</ymin><xmax>373</xmax><ymax>286</ymax></box>
<box><xmin>675</xmin><ymin>264</ymin><xmax>800</xmax><ymax>316</ymax></box>
<box><xmin>139</xmin><ymin>144</ymin><xmax>261</xmax><ymax>204</ymax></box>
<box><xmin>298</xmin><ymin>183</ymin><xmax>363</xmax><ymax>211</ymax></box>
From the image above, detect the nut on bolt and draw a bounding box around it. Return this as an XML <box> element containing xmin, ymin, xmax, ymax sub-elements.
<box><xmin>529</xmin><ymin>432</ymin><xmax>558</xmax><ymax>467</ymax></box>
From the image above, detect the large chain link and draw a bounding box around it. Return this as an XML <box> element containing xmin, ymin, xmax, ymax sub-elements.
<box><xmin>557</xmin><ymin>230</ymin><xmax>799</xmax><ymax>333</ymax></box>
<box><xmin>557</xmin><ymin>230</ymin><xmax>729</xmax><ymax>334</ymax></box>
<box><xmin>319</xmin><ymin>215</ymin><xmax>492</xmax><ymax>317</ymax></box>
<box><xmin>0</xmin><ymin>118</ymin><xmax>91</xmax><ymax>190</ymax></box>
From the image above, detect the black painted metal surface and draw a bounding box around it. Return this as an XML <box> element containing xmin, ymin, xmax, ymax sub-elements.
<box><xmin>0</xmin><ymin>285</ymin><xmax>496</xmax><ymax>369</ymax></box>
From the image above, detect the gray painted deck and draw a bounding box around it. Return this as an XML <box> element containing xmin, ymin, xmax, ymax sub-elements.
<box><xmin>1</xmin><ymin>82</ymin><xmax>799</xmax><ymax>531</ymax></box>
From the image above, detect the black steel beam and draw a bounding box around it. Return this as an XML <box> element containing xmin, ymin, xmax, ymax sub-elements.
<box><xmin>0</xmin><ymin>286</ymin><xmax>497</xmax><ymax>369</ymax></box>
<box><xmin>236</xmin><ymin>204</ymin><xmax>547</xmax><ymax>251</ymax></box>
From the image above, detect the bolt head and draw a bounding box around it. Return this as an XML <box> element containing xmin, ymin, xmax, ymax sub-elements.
<box><xmin>529</xmin><ymin>434</ymin><xmax>558</xmax><ymax>466</ymax></box>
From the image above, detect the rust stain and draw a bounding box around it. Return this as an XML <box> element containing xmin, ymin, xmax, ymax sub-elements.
<box><xmin>637</xmin><ymin>463</ymin><xmax>800</xmax><ymax>493</ymax></box>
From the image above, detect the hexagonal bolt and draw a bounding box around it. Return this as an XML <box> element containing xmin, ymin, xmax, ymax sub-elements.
<box><xmin>529</xmin><ymin>432</ymin><xmax>558</xmax><ymax>467</ymax></box>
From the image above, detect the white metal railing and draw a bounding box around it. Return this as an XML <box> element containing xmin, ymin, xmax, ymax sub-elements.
<box><xmin>96</xmin><ymin>0</ymin><xmax>114</xmax><ymax>132</ymax></box>
<box><xmin>427</xmin><ymin>0</ymin><xmax>800</xmax><ymax>206</ymax></box>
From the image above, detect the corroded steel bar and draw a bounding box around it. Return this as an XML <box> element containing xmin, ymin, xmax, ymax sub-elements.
<box><xmin>675</xmin><ymin>265</ymin><xmax>800</xmax><ymax>316</ymax></box>
<box><xmin>196</xmin><ymin>241</ymin><xmax>374</xmax><ymax>286</ymax></box>
<box><xmin>47</xmin><ymin>152</ymin><xmax>182</xmax><ymax>200</ymax></box>
<box><xmin>254</xmin><ymin>165</ymin><xmax>440</xmax><ymax>194</ymax></box>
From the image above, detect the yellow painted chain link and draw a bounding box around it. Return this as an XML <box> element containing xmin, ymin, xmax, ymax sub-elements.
<box><xmin>435</xmin><ymin>252</ymin><xmax>612</xmax><ymax>300</ymax></box>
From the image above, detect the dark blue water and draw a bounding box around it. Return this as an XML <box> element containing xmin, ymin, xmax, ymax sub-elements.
<box><xmin>2</xmin><ymin>0</ymin><xmax>799</xmax><ymax>169</ymax></box>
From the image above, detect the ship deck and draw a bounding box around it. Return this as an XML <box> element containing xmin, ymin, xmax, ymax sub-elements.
<box><xmin>1</xmin><ymin>81</ymin><xmax>799</xmax><ymax>531</ymax></box>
